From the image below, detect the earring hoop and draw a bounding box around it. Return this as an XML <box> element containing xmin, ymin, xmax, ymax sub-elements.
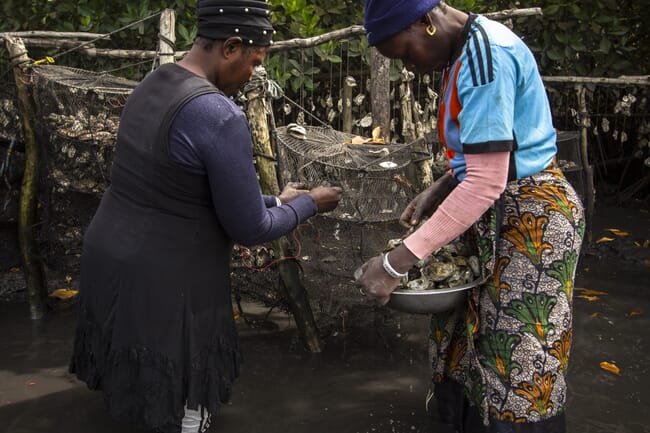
<box><xmin>426</xmin><ymin>24</ymin><xmax>437</xmax><ymax>36</ymax></box>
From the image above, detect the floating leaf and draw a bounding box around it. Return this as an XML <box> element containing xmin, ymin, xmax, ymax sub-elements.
<box><xmin>576</xmin><ymin>295</ymin><xmax>599</xmax><ymax>302</ymax></box>
<box><xmin>589</xmin><ymin>312</ymin><xmax>600</xmax><ymax>318</ymax></box>
<box><xmin>599</xmin><ymin>361</ymin><xmax>620</xmax><ymax>375</ymax></box>
<box><xmin>606</xmin><ymin>228</ymin><xmax>629</xmax><ymax>237</ymax></box>
<box><xmin>233</xmin><ymin>310</ymin><xmax>240</xmax><ymax>320</ymax></box>
<box><xmin>596</xmin><ymin>236</ymin><xmax>615</xmax><ymax>244</ymax></box>
<box><xmin>49</xmin><ymin>289</ymin><xmax>78</xmax><ymax>300</ymax></box>
<box><xmin>629</xmin><ymin>309</ymin><xmax>643</xmax><ymax>317</ymax></box>
<box><xmin>576</xmin><ymin>288</ymin><xmax>608</xmax><ymax>296</ymax></box>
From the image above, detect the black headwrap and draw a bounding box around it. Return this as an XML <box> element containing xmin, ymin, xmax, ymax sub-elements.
<box><xmin>197</xmin><ymin>0</ymin><xmax>275</xmax><ymax>46</ymax></box>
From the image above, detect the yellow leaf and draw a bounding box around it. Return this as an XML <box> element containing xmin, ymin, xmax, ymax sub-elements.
<box><xmin>9</xmin><ymin>267</ymin><xmax>20</xmax><ymax>273</ymax></box>
<box><xmin>629</xmin><ymin>309</ymin><xmax>643</xmax><ymax>317</ymax></box>
<box><xmin>599</xmin><ymin>361</ymin><xmax>620</xmax><ymax>375</ymax></box>
<box><xmin>233</xmin><ymin>310</ymin><xmax>241</xmax><ymax>320</ymax></box>
<box><xmin>644</xmin><ymin>240</ymin><xmax>650</xmax><ymax>248</ymax></box>
<box><xmin>589</xmin><ymin>312</ymin><xmax>600</xmax><ymax>318</ymax></box>
<box><xmin>606</xmin><ymin>228</ymin><xmax>629</xmax><ymax>237</ymax></box>
<box><xmin>576</xmin><ymin>295</ymin><xmax>599</xmax><ymax>302</ymax></box>
<box><xmin>576</xmin><ymin>288</ymin><xmax>608</xmax><ymax>296</ymax></box>
<box><xmin>634</xmin><ymin>241</ymin><xmax>642</xmax><ymax>247</ymax></box>
<box><xmin>596</xmin><ymin>236</ymin><xmax>615</xmax><ymax>244</ymax></box>
<box><xmin>49</xmin><ymin>289</ymin><xmax>78</xmax><ymax>300</ymax></box>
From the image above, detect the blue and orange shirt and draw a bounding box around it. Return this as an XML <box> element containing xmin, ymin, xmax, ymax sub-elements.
<box><xmin>439</xmin><ymin>15</ymin><xmax>557</xmax><ymax>182</ymax></box>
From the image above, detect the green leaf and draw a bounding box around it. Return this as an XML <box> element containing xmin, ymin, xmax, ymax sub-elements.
<box><xmin>547</xmin><ymin>49</ymin><xmax>564</xmax><ymax>61</ymax></box>
<box><xmin>599</xmin><ymin>37</ymin><xmax>612</xmax><ymax>54</ymax></box>
<box><xmin>545</xmin><ymin>5</ymin><xmax>560</xmax><ymax>15</ymax></box>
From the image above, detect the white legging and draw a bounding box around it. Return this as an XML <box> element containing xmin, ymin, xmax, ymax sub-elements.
<box><xmin>181</xmin><ymin>405</ymin><xmax>211</xmax><ymax>433</ymax></box>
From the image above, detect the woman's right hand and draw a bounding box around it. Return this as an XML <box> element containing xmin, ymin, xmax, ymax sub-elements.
<box><xmin>309</xmin><ymin>186</ymin><xmax>343</xmax><ymax>213</ymax></box>
<box><xmin>399</xmin><ymin>172</ymin><xmax>458</xmax><ymax>228</ymax></box>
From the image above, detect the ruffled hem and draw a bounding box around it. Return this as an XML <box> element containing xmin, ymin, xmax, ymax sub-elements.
<box><xmin>70</xmin><ymin>318</ymin><xmax>241</xmax><ymax>432</ymax></box>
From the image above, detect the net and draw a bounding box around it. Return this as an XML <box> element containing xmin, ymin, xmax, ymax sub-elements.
<box><xmin>31</xmin><ymin>64</ymin><xmax>136</xmax><ymax>194</ymax></box>
<box><xmin>274</xmin><ymin>125</ymin><xmax>418</xmax><ymax>223</ymax></box>
<box><xmin>27</xmin><ymin>65</ymin><xmax>136</xmax><ymax>268</ymax></box>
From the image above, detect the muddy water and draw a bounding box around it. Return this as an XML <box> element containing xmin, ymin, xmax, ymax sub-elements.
<box><xmin>0</xmin><ymin>206</ymin><xmax>649</xmax><ymax>433</ymax></box>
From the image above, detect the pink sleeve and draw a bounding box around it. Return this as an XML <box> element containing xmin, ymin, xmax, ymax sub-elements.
<box><xmin>403</xmin><ymin>152</ymin><xmax>510</xmax><ymax>259</ymax></box>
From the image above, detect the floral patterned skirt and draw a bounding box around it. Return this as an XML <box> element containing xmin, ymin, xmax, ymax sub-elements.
<box><xmin>429</xmin><ymin>167</ymin><xmax>585</xmax><ymax>432</ymax></box>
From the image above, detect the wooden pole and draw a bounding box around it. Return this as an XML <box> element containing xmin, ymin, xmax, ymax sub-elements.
<box><xmin>370</xmin><ymin>48</ymin><xmax>391</xmax><ymax>142</ymax></box>
<box><xmin>4</xmin><ymin>36</ymin><xmax>48</xmax><ymax>320</ymax></box>
<box><xmin>157</xmin><ymin>9</ymin><xmax>176</xmax><ymax>67</ymax></box>
<box><xmin>0</xmin><ymin>31</ymin><xmax>109</xmax><ymax>40</ymax></box>
<box><xmin>342</xmin><ymin>76</ymin><xmax>355</xmax><ymax>134</ymax></box>
<box><xmin>575</xmin><ymin>85</ymin><xmax>595</xmax><ymax>234</ymax></box>
<box><xmin>244</xmin><ymin>68</ymin><xmax>322</xmax><ymax>353</ymax></box>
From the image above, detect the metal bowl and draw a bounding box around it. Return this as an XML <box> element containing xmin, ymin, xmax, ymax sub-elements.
<box><xmin>387</xmin><ymin>278</ymin><xmax>484</xmax><ymax>314</ymax></box>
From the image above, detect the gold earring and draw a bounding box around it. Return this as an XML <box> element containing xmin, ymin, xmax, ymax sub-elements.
<box><xmin>426</xmin><ymin>24</ymin><xmax>437</xmax><ymax>36</ymax></box>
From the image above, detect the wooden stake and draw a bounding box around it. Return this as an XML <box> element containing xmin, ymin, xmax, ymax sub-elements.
<box><xmin>370</xmin><ymin>48</ymin><xmax>390</xmax><ymax>142</ymax></box>
<box><xmin>157</xmin><ymin>9</ymin><xmax>176</xmax><ymax>67</ymax></box>
<box><xmin>245</xmin><ymin>69</ymin><xmax>323</xmax><ymax>353</ymax></box>
<box><xmin>4</xmin><ymin>36</ymin><xmax>48</xmax><ymax>320</ymax></box>
<box><xmin>575</xmin><ymin>85</ymin><xmax>595</xmax><ymax>232</ymax></box>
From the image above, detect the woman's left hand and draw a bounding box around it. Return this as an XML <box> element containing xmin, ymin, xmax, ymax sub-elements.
<box><xmin>278</xmin><ymin>182</ymin><xmax>310</xmax><ymax>203</ymax></box>
<box><xmin>355</xmin><ymin>255</ymin><xmax>402</xmax><ymax>305</ymax></box>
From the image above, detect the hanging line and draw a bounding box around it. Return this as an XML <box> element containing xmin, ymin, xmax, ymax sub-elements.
<box><xmin>101</xmin><ymin>58</ymin><xmax>156</xmax><ymax>75</ymax></box>
<box><xmin>48</xmin><ymin>10</ymin><xmax>163</xmax><ymax>62</ymax></box>
<box><xmin>282</xmin><ymin>94</ymin><xmax>330</xmax><ymax>129</ymax></box>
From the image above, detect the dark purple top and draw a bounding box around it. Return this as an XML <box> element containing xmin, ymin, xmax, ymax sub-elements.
<box><xmin>168</xmin><ymin>93</ymin><xmax>317</xmax><ymax>247</ymax></box>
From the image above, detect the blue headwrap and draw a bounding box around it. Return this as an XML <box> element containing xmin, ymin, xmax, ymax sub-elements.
<box><xmin>364</xmin><ymin>0</ymin><xmax>441</xmax><ymax>46</ymax></box>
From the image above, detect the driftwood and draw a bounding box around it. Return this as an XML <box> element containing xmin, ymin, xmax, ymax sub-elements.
<box><xmin>4</xmin><ymin>36</ymin><xmax>48</xmax><ymax>320</ymax></box>
<box><xmin>245</xmin><ymin>70</ymin><xmax>323</xmax><ymax>353</ymax></box>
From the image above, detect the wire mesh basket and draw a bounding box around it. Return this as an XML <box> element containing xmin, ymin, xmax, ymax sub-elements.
<box><xmin>31</xmin><ymin>65</ymin><xmax>137</xmax><ymax>193</ymax></box>
<box><xmin>274</xmin><ymin>125</ymin><xmax>417</xmax><ymax>222</ymax></box>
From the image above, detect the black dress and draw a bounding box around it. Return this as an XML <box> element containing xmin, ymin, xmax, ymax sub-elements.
<box><xmin>70</xmin><ymin>64</ymin><xmax>239</xmax><ymax>432</ymax></box>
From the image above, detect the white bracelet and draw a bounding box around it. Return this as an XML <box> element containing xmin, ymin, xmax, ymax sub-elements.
<box><xmin>382</xmin><ymin>252</ymin><xmax>409</xmax><ymax>279</ymax></box>
<box><xmin>275</xmin><ymin>196</ymin><xmax>282</xmax><ymax>207</ymax></box>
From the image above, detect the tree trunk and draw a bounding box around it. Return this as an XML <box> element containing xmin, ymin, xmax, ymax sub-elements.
<box><xmin>4</xmin><ymin>36</ymin><xmax>48</xmax><ymax>319</ymax></box>
<box><xmin>245</xmin><ymin>70</ymin><xmax>323</xmax><ymax>353</ymax></box>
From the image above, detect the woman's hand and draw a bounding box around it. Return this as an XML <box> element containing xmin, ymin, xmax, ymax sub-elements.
<box><xmin>308</xmin><ymin>186</ymin><xmax>343</xmax><ymax>213</ymax></box>
<box><xmin>355</xmin><ymin>245</ymin><xmax>418</xmax><ymax>305</ymax></box>
<box><xmin>399</xmin><ymin>172</ymin><xmax>458</xmax><ymax>228</ymax></box>
<box><xmin>278</xmin><ymin>182</ymin><xmax>310</xmax><ymax>204</ymax></box>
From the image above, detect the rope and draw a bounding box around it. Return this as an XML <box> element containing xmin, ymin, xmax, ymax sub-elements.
<box><xmin>101</xmin><ymin>58</ymin><xmax>155</xmax><ymax>75</ymax></box>
<box><xmin>157</xmin><ymin>33</ymin><xmax>176</xmax><ymax>50</ymax></box>
<box><xmin>282</xmin><ymin>94</ymin><xmax>331</xmax><ymax>128</ymax></box>
<box><xmin>49</xmin><ymin>10</ymin><xmax>163</xmax><ymax>61</ymax></box>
